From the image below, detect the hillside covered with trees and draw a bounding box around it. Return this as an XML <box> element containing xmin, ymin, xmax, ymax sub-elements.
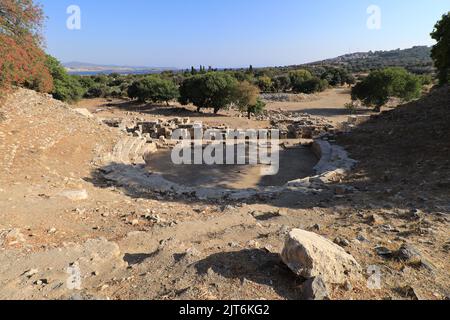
<box><xmin>303</xmin><ymin>46</ymin><xmax>434</xmax><ymax>74</ymax></box>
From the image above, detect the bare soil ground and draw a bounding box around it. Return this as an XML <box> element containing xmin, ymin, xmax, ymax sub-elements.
<box><xmin>0</xmin><ymin>87</ymin><xmax>448</xmax><ymax>300</ymax></box>
<box><xmin>266</xmin><ymin>88</ymin><xmax>356</xmax><ymax>124</ymax></box>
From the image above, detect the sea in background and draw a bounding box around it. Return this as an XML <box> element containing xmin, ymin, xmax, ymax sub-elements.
<box><xmin>67</xmin><ymin>69</ymin><xmax>168</xmax><ymax>76</ymax></box>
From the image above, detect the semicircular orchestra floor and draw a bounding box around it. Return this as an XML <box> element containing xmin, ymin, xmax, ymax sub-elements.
<box><xmin>145</xmin><ymin>144</ymin><xmax>318</xmax><ymax>190</ymax></box>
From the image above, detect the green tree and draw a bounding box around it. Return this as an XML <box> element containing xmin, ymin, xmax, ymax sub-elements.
<box><xmin>351</xmin><ymin>67</ymin><xmax>422</xmax><ymax>112</ymax></box>
<box><xmin>257</xmin><ymin>76</ymin><xmax>273</xmax><ymax>92</ymax></box>
<box><xmin>45</xmin><ymin>55</ymin><xmax>84</xmax><ymax>103</ymax></box>
<box><xmin>300</xmin><ymin>78</ymin><xmax>328</xmax><ymax>94</ymax></box>
<box><xmin>128</xmin><ymin>76</ymin><xmax>179</xmax><ymax>104</ymax></box>
<box><xmin>179</xmin><ymin>72</ymin><xmax>238</xmax><ymax>114</ymax></box>
<box><xmin>233</xmin><ymin>81</ymin><xmax>264</xmax><ymax>119</ymax></box>
<box><xmin>321</xmin><ymin>67</ymin><xmax>355</xmax><ymax>86</ymax></box>
<box><xmin>431</xmin><ymin>12</ymin><xmax>450</xmax><ymax>84</ymax></box>
<box><xmin>289</xmin><ymin>69</ymin><xmax>313</xmax><ymax>93</ymax></box>
<box><xmin>272</xmin><ymin>75</ymin><xmax>291</xmax><ymax>92</ymax></box>
<box><xmin>247</xmin><ymin>98</ymin><xmax>266</xmax><ymax>119</ymax></box>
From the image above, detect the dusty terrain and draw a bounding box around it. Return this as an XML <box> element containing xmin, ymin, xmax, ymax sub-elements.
<box><xmin>265</xmin><ymin>88</ymin><xmax>355</xmax><ymax>123</ymax></box>
<box><xmin>0</xmin><ymin>87</ymin><xmax>448</xmax><ymax>300</ymax></box>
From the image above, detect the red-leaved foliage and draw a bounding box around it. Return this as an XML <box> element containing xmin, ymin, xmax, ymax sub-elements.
<box><xmin>0</xmin><ymin>0</ymin><xmax>53</xmax><ymax>93</ymax></box>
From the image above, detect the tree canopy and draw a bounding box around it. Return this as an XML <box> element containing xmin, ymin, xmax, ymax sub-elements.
<box><xmin>179</xmin><ymin>73</ymin><xmax>238</xmax><ymax>113</ymax></box>
<box><xmin>351</xmin><ymin>67</ymin><xmax>422</xmax><ymax>111</ymax></box>
<box><xmin>128</xmin><ymin>76</ymin><xmax>179</xmax><ymax>104</ymax></box>
<box><xmin>431</xmin><ymin>12</ymin><xmax>450</xmax><ymax>85</ymax></box>
<box><xmin>288</xmin><ymin>69</ymin><xmax>328</xmax><ymax>94</ymax></box>
<box><xmin>233</xmin><ymin>81</ymin><xmax>265</xmax><ymax>119</ymax></box>
<box><xmin>46</xmin><ymin>55</ymin><xmax>84</xmax><ymax>103</ymax></box>
<box><xmin>0</xmin><ymin>0</ymin><xmax>52</xmax><ymax>93</ymax></box>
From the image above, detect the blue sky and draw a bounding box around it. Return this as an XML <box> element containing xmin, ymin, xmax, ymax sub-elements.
<box><xmin>39</xmin><ymin>0</ymin><xmax>449</xmax><ymax>68</ymax></box>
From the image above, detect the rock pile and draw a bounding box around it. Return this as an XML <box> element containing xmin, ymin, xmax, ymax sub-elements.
<box><xmin>255</xmin><ymin>110</ymin><xmax>336</xmax><ymax>139</ymax></box>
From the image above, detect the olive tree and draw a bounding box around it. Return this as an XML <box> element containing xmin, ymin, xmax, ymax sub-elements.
<box><xmin>128</xmin><ymin>76</ymin><xmax>179</xmax><ymax>104</ymax></box>
<box><xmin>178</xmin><ymin>72</ymin><xmax>238</xmax><ymax>114</ymax></box>
<box><xmin>351</xmin><ymin>67</ymin><xmax>422</xmax><ymax>112</ymax></box>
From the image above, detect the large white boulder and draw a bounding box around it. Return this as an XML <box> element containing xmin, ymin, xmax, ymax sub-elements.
<box><xmin>281</xmin><ymin>229</ymin><xmax>361</xmax><ymax>284</ymax></box>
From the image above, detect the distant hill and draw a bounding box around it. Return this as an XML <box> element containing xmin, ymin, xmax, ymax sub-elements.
<box><xmin>304</xmin><ymin>46</ymin><xmax>434</xmax><ymax>74</ymax></box>
<box><xmin>63</xmin><ymin>62</ymin><xmax>178</xmax><ymax>75</ymax></box>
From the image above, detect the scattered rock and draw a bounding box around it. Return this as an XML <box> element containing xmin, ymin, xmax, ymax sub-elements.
<box><xmin>395</xmin><ymin>244</ymin><xmax>422</xmax><ymax>264</ymax></box>
<box><xmin>281</xmin><ymin>229</ymin><xmax>361</xmax><ymax>284</ymax></box>
<box><xmin>375</xmin><ymin>246</ymin><xmax>393</xmax><ymax>258</ymax></box>
<box><xmin>247</xmin><ymin>240</ymin><xmax>260</xmax><ymax>248</ymax></box>
<box><xmin>23</xmin><ymin>269</ymin><xmax>39</xmax><ymax>278</ymax></box>
<box><xmin>251</xmin><ymin>210</ymin><xmax>281</xmax><ymax>221</ymax></box>
<box><xmin>301</xmin><ymin>276</ymin><xmax>330</xmax><ymax>300</ymax></box>
<box><xmin>368</xmin><ymin>214</ymin><xmax>384</xmax><ymax>225</ymax></box>
<box><xmin>34</xmin><ymin>279</ymin><xmax>48</xmax><ymax>286</ymax></box>
<box><xmin>397</xmin><ymin>286</ymin><xmax>424</xmax><ymax>300</ymax></box>
<box><xmin>73</xmin><ymin>108</ymin><xmax>94</xmax><ymax>118</ymax></box>
<box><xmin>228</xmin><ymin>242</ymin><xmax>240</xmax><ymax>248</ymax></box>
<box><xmin>343</xmin><ymin>280</ymin><xmax>353</xmax><ymax>291</ymax></box>
<box><xmin>408</xmin><ymin>209</ymin><xmax>424</xmax><ymax>221</ymax></box>
<box><xmin>222</xmin><ymin>205</ymin><xmax>235</xmax><ymax>212</ymax></box>
<box><xmin>356</xmin><ymin>234</ymin><xmax>370</xmax><ymax>243</ymax></box>
<box><xmin>263</xmin><ymin>245</ymin><xmax>275</xmax><ymax>253</ymax></box>
<box><xmin>4</xmin><ymin>228</ymin><xmax>26</xmax><ymax>244</ymax></box>
<box><xmin>334</xmin><ymin>237</ymin><xmax>350</xmax><ymax>247</ymax></box>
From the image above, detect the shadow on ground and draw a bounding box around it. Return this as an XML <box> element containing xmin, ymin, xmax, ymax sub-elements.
<box><xmin>102</xmin><ymin>100</ymin><xmax>228</xmax><ymax>118</ymax></box>
<box><xmin>194</xmin><ymin>249</ymin><xmax>303</xmax><ymax>299</ymax></box>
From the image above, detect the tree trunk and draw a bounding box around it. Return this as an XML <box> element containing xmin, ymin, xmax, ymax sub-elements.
<box><xmin>248</xmin><ymin>111</ymin><xmax>251</xmax><ymax>119</ymax></box>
